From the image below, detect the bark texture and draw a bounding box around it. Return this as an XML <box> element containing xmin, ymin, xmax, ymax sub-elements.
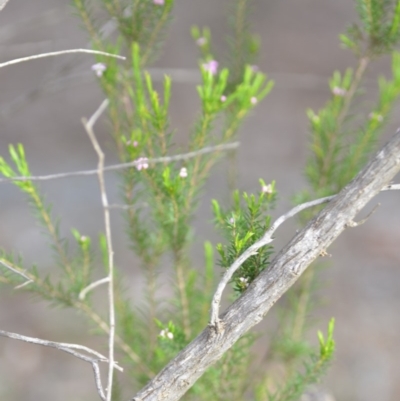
<box><xmin>131</xmin><ymin>129</ymin><xmax>400</xmax><ymax>401</ymax></box>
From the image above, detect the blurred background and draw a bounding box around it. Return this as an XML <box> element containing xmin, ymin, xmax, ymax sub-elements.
<box><xmin>0</xmin><ymin>0</ymin><xmax>399</xmax><ymax>400</ymax></box>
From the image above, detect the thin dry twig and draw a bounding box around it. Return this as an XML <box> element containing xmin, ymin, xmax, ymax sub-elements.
<box><xmin>0</xmin><ymin>49</ymin><xmax>125</xmax><ymax>69</ymax></box>
<box><xmin>0</xmin><ymin>142</ymin><xmax>240</xmax><ymax>183</ymax></box>
<box><xmin>79</xmin><ymin>277</ymin><xmax>110</xmax><ymax>300</ymax></box>
<box><xmin>0</xmin><ymin>258</ymin><xmax>152</xmax><ymax>377</ymax></box>
<box><xmin>0</xmin><ymin>329</ymin><xmax>123</xmax><ymax>401</ymax></box>
<box><xmin>82</xmin><ymin>98</ymin><xmax>116</xmax><ymax>401</ymax></box>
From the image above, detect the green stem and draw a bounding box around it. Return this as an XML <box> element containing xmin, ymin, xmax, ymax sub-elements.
<box><xmin>317</xmin><ymin>56</ymin><xmax>370</xmax><ymax>189</ymax></box>
<box><xmin>174</xmin><ymin>250</ymin><xmax>191</xmax><ymax>339</ymax></box>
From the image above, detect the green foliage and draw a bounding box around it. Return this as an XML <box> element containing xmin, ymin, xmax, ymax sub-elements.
<box><xmin>257</xmin><ymin>320</ymin><xmax>335</xmax><ymax>401</ymax></box>
<box><xmin>226</xmin><ymin>0</ymin><xmax>260</xmax><ymax>91</ymax></box>
<box><xmin>273</xmin><ymin>4</ymin><xmax>400</xmax><ymax>401</ymax></box>
<box><xmin>341</xmin><ymin>0</ymin><xmax>400</xmax><ymax>56</ymax></box>
<box><xmin>305</xmin><ymin>51</ymin><xmax>400</xmax><ymax>196</ymax></box>
<box><xmin>73</xmin><ymin>0</ymin><xmax>175</xmax><ymax>65</ymax></box>
<box><xmin>2</xmin><ymin>0</ymin><xmax>400</xmax><ymax>400</ymax></box>
<box><xmin>213</xmin><ymin>180</ymin><xmax>276</xmax><ymax>294</ymax></box>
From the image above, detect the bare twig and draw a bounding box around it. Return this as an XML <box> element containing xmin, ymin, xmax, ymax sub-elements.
<box><xmin>130</xmin><ymin>128</ymin><xmax>400</xmax><ymax>401</ymax></box>
<box><xmin>0</xmin><ymin>260</ymin><xmax>152</xmax><ymax>377</ymax></box>
<box><xmin>345</xmin><ymin>203</ymin><xmax>380</xmax><ymax>228</ymax></box>
<box><xmin>0</xmin><ymin>142</ymin><xmax>240</xmax><ymax>183</ymax></box>
<box><xmin>0</xmin><ymin>329</ymin><xmax>123</xmax><ymax>401</ymax></box>
<box><xmin>0</xmin><ymin>49</ymin><xmax>125</xmax><ymax>69</ymax></box>
<box><xmin>79</xmin><ymin>277</ymin><xmax>110</xmax><ymax>300</ymax></box>
<box><xmin>82</xmin><ymin>99</ymin><xmax>115</xmax><ymax>401</ymax></box>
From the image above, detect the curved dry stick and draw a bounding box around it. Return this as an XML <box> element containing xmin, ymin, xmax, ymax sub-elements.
<box><xmin>0</xmin><ymin>49</ymin><xmax>125</xmax><ymax>69</ymax></box>
<box><xmin>130</xmin><ymin>128</ymin><xmax>400</xmax><ymax>401</ymax></box>
<box><xmin>0</xmin><ymin>329</ymin><xmax>123</xmax><ymax>401</ymax></box>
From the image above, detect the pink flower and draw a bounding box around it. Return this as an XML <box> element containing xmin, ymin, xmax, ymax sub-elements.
<box><xmin>179</xmin><ymin>167</ymin><xmax>188</xmax><ymax>178</ymax></box>
<box><xmin>262</xmin><ymin>184</ymin><xmax>273</xmax><ymax>194</ymax></box>
<box><xmin>196</xmin><ymin>37</ymin><xmax>207</xmax><ymax>46</ymax></box>
<box><xmin>250</xmin><ymin>97</ymin><xmax>258</xmax><ymax>105</ymax></box>
<box><xmin>91</xmin><ymin>63</ymin><xmax>106</xmax><ymax>77</ymax></box>
<box><xmin>220</xmin><ymin>95</ymin><xmax>227</xmax><ymax>102</ymax></box>
<box><xmin>126</xmin><ymin>140</ymin><xmax>138</xmax><ymax>147</ymax></box>
<box><xmin>332</xmin><ymin>86</ymin><xmax>346</xmax><ymax>97</ymax></box>
<box><xmin>135</xmin><ymin>157</ymin><xmax>149</xmax><ymax>171</ymax></box>
<box><xmin>202</xmin><ymin>60</ymin><xmax>219</xmax><ymax>75</ymax></box>
<box><xmin>153</xmin><ymin>0</ymin><xmax>164</xmax><ymax>4</ymax></box>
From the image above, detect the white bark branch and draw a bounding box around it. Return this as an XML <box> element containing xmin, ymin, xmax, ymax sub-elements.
<box><xmin>0</xmin><ymin>49</ymin><xmax>125</xmax><ymax>69</ymax></box>
<box><xmin>0</xmin><ymin>329</ymin><xmax>123</xmax><ymax>401</ymax></box>
<box><xmin>82</xmin><ymin>99</ymin><xmax>116</xmax><ymax>401</ymax></box>
<box><xmin>130</xmin><ymin>128</ymin><xmax>400</xmax><ymax>401</ymax></box>
<box><xmin>79</xmin><ymin>277</ymin><xmax>111</xmax><ymax>300</ymax></box>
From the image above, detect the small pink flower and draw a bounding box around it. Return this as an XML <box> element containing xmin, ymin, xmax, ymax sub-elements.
<box><xmin>135</xmin><ymin>157</ymin><xmax>149</xmax><ymax>171</ymax></box>
<box><xmin>196</xmin><ymin>37</ymin><xmax>207</xmax><ymax>46</ymax></box>
<box><xmin>332</xmin><ymin>86</ymin><xmax>346</xmax><ymax>96</ymax></box>
<box><xmin>126</xmin><ymin>140</ymin><xmax>138</xmax><ymax>147</ymax></box>
<box><xmin>262</xmin><ymin>184</ymin><xmax>273</xmax><ymax>194</ymax></box>
<box><xmin>229</xmin><ymin>217</ymin><xmax>235</xmax><ymax>224</ymax></box>
<box><xmin>91</xmin><ymin>63</ymin><xmax>106</xmax><ymax>77</ymax></box>
<box><xmin>250</xmin><ymin>97</ymin><xmax>258</xmax><ymax>105</ymax></box>
<box><xmin>153</xmin><ymin>0</ymin><xmax>164</xmax><ymax>4</ymax></box>
<box><xmin>179</xmin><ymin>167</ymin><xmax>188</xmax><ymax>178</ymax></box>
<box><xmin>202</xmin><ymin>60</ymin><xmax>219</xmax><ymax>75</ymax></box>
<box><xmin>220</xmin><ymin>95</ymin><xmax>227</xmax><ymax>102</ymax></box>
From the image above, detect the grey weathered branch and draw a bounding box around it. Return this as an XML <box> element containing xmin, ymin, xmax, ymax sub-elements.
<box><xmin>130</xmin><ymin>128</ymin><xmax>400</xmax><ymax>401</ymax></box>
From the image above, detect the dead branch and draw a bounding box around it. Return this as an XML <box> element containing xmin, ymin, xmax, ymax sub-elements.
<box><xmin>0</xmin><ymin>329</ymin><xmax>123</xmax><ymax>401</ymax></box>
<box><xmin>82</xmin><ymin>99</ymin><xmax>116</xmax><ymax>401</ymax></box>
